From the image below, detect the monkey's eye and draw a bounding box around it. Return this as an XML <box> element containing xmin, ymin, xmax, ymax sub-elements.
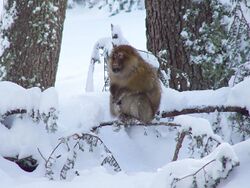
<box><xmin>117</xmin><ymin>52</ymin><xmax>124</xmax><ymax>59</ymax></box>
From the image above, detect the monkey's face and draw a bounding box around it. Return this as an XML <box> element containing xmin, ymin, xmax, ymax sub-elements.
<box><xmin>109</xmin><ymin>45</ymin><xmax>138</xmax><ymax>79</ymax></box>
<box><xmin>110</xmin><ymin>51</ymin><xmax>126</xmax><ymax>74</ymax></box>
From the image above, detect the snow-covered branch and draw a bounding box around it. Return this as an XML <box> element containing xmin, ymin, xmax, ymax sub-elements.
<box><xmin>0</xmin><ymin>82</ymin><xmax>59</xmax><ymax>132</ymax></box>
<box><xmin>161</xmin><ymin>105</ymin><xmax>249</xmax><ymax>118</ymax></box>
<box><xmin>0</xmin><ymin>109</ymin><xmax>27</xmax><ymax>123</ymax></box>
<box><xmin>161</xmin><ymin>78</ymin><xmax>250</xmax><ymax>118</ymax></box>
<box><xmin>86</xmin><ymin>24</ymin><xmax>128</xmax><ymax>92</ymax></box>
<box><xmin>91</xmin><ymin>120</ymin><xmax>181</xmax><ymax>133</ymax></box>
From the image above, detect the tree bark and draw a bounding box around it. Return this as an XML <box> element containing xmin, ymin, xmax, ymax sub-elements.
<box><xmin>145</xmin><ymin>0</ymin><xmax>213</xmax><ymax>91</ymax></box>
<box><xmin>0</xmin><ymin>0</ymin><xmax>67</xmax><ymax>90</ymax></box>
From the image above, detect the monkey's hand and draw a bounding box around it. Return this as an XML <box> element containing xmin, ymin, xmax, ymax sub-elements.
<box><xmin>110</xmin><ymin>92</ymin><xmax>129</xmax><ymax>117</ymax></box>
<box><xmin>110</xmin><ymin>86</ymin><xmax>131</xmax><ymax>105</ymax></box>
<box><xmin>110</xmin><ymin>84</ymin><xmax>120</xmax><ymax>96</ymax></box>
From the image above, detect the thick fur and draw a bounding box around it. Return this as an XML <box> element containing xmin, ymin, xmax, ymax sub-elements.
<box><xmin>108</xmin><ymin>45</ymin><xmax>161</xmax><ymax>123</ymax></box>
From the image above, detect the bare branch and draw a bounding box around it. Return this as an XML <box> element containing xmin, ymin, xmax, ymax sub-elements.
<box><xmin>46</xmin><ymin>139</ymin><xmax>65</xmax><ymax>166</ymax></box>
<box><xmin>172</xmin><ymin>131</ymin><xmax>187</xmax><ymax>161</ymax></box>
<box><xmin>174</xmin><ymin>159</ymin><xmax>216</xmax><ymax>183</ymax></box>
<box><xmin>37</xmin><ymin>148</ymin><xmax>47</xmax><ymax>162</ymax></box>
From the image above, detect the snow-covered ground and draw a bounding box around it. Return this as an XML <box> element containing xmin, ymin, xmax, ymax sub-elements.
<box><xmin>1</xmin><ymin>5</ymin><xmax>250</xmax><ymax>188</ymax></box>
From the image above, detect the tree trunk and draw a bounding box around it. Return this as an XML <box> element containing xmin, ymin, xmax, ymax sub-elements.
<box><xmin>145</xmin><ymin>0</ymin><xmax>213</xmax><ymax>91</ymax></box>
<box><xmin>0</xmin><ymin>0</ymin><xmax>67</xmax><ymax>90</ymax></box>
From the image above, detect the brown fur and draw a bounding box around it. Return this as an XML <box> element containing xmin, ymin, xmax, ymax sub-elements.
<box><xmin>108</xmin><ymin>45</ymin><xmax>161</xmax><ymax>123</ymax></box>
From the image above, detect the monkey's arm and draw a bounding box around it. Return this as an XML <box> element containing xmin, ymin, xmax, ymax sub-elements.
<box><xmin>109</xmin><ymin>84</ymin><xmax>130</xmax><ymax>117</ymax></box>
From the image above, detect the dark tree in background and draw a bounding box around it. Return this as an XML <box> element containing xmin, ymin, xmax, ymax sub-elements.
<box><xmin>0</xmin><ymin>0</ymin><xmax>67</xmax><ymax>90</ymax></box>
<box><xmin>145</xmin><ymin>0</ymin><xmax>250</xmax><ymax>91</ymax></box>
<box><xmin>145</xmin><ymin>0</ymin><xmax>209</xmax><ymax>91</ymax></box>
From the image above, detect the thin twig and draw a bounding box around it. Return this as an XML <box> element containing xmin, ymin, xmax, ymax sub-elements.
<box><xmin>44</xmin><ymin>139</ymin><xmax>65</xmax><ymax>168</ymax></box>
<box><xmin>37</xmin><ymin>148</ymin><xmax>47</xmax><ymax>162</ymax></box>
<box><xmin>175</xmin><ymin>159</ymin><xmax>216</xmax><ymax>182</ymax></box>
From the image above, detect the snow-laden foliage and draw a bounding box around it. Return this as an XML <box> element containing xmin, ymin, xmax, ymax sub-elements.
<box><xmin>229</xmin><ymin>61</ymin><xmax>250</xmax><ymax>86</ymax></box>
<box><xmin>153</xmin><ymin>143</ymin><xmax>239</xmax><ymax>188</ymax></box>
<box><xmin>30</xmin><ymin>1</ymin><xmax>61</xmax><ymax>47</ymax></box>
<box><xmin>227</xmin><ymin>2</ymin><xmax>250</xmax><ymax>68</ymax></box>
<box><xmin>181</xmin><ymin>0</ymin><xmax>250</xmax><ymax>89</ymax></box>
<box><xmin>68</xmin><ymin>0</ymin><xmax>145</xmax><ymax>15</ymax></box>
<box><xmin>182</xmin><ymin>0</ymin><xmax>231</xmax><ymax>66</ymax></box>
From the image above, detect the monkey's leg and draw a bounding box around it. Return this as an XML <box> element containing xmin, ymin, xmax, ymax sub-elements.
<box><xmin>136</xmin><ymin>95</ymin><xmax>154</xmax><ymax>123</ymax></box>
<box><xmin>120</xmin><ymin>94</ymin><xmax>154</xmax><ymax>123</ymax></box>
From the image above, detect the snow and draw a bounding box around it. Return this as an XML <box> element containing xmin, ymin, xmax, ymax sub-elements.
<box><xmin>152</xmin><ymin>143</ymin><xmax>239</xmax><ymax>188</ymax></box>
<box><xmin>0</xmin><ymin>81</ymin><xmax>58</xmax><ymax>115</ymax></box>
<box><xmin>227</xmin><ymin>78</ymin><xmax>250</xmax><ymax>110</ymax></box>
<box><xmin>39</xmin><ymin>87</ymin><xmax>58</xmax><ymax>113</ymax></box>
<box><xmin>0</xmin><ymin>119</ymin><xmax>53</xmax><ymax>159</ymax></box>
<box><xmin>1</xmin><ymin>3</ymin><xmax>250</xmax><ymax>188</ymax></box>
<box><xmin>174</xmin><ymin>115</ymin><xmax>222</xmax><ymax>143</ymax></box>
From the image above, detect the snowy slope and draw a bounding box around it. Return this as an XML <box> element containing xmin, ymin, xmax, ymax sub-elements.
<box><xmin>55</xmin><ymin>6</ymin><xmax>147</xmax><ymax>99</ymax></box>
<box><xmin>1</xmin><ymin>5</ymin><xmax>250</xmax><ymax>188</ymax></box>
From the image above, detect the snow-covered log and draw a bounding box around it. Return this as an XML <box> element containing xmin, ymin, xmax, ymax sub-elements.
<box><xmin>160</xmin><ymin>77</ymin><xmax>250</xmax><ymax>117</ymax></box>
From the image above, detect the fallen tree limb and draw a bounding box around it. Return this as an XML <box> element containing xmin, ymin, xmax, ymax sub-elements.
<box><xmin>0</xmin><ymin>109</ymin><xmax>27</xmax><ymax>121</ymax></box>
<box><xmin>161</xmin><ymin>105</ymin><xmax>249</xmax><ymax>118</ymax></box>
<box><xmin>4</xmin><ymin>155</ymin><xmax>38</xmax><ymax>172</ymax></box>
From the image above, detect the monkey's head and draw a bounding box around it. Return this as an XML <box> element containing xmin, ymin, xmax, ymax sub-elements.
<box><xmin>109</xmin><ymin>45</ymin><xmax>139</xmax><ymax>78</ymax></box>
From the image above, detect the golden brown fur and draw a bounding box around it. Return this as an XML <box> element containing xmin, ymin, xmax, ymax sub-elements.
<box><xmin>108</xmin><ymin>45</ymin><xmax>161</xmax><ymax>123</ymax></box>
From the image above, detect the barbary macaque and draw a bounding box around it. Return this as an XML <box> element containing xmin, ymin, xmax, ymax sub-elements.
<box><xmin>108</xmin><ymin>45</ymin><xmax>161</xmax><ymax>123</ymax></box>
